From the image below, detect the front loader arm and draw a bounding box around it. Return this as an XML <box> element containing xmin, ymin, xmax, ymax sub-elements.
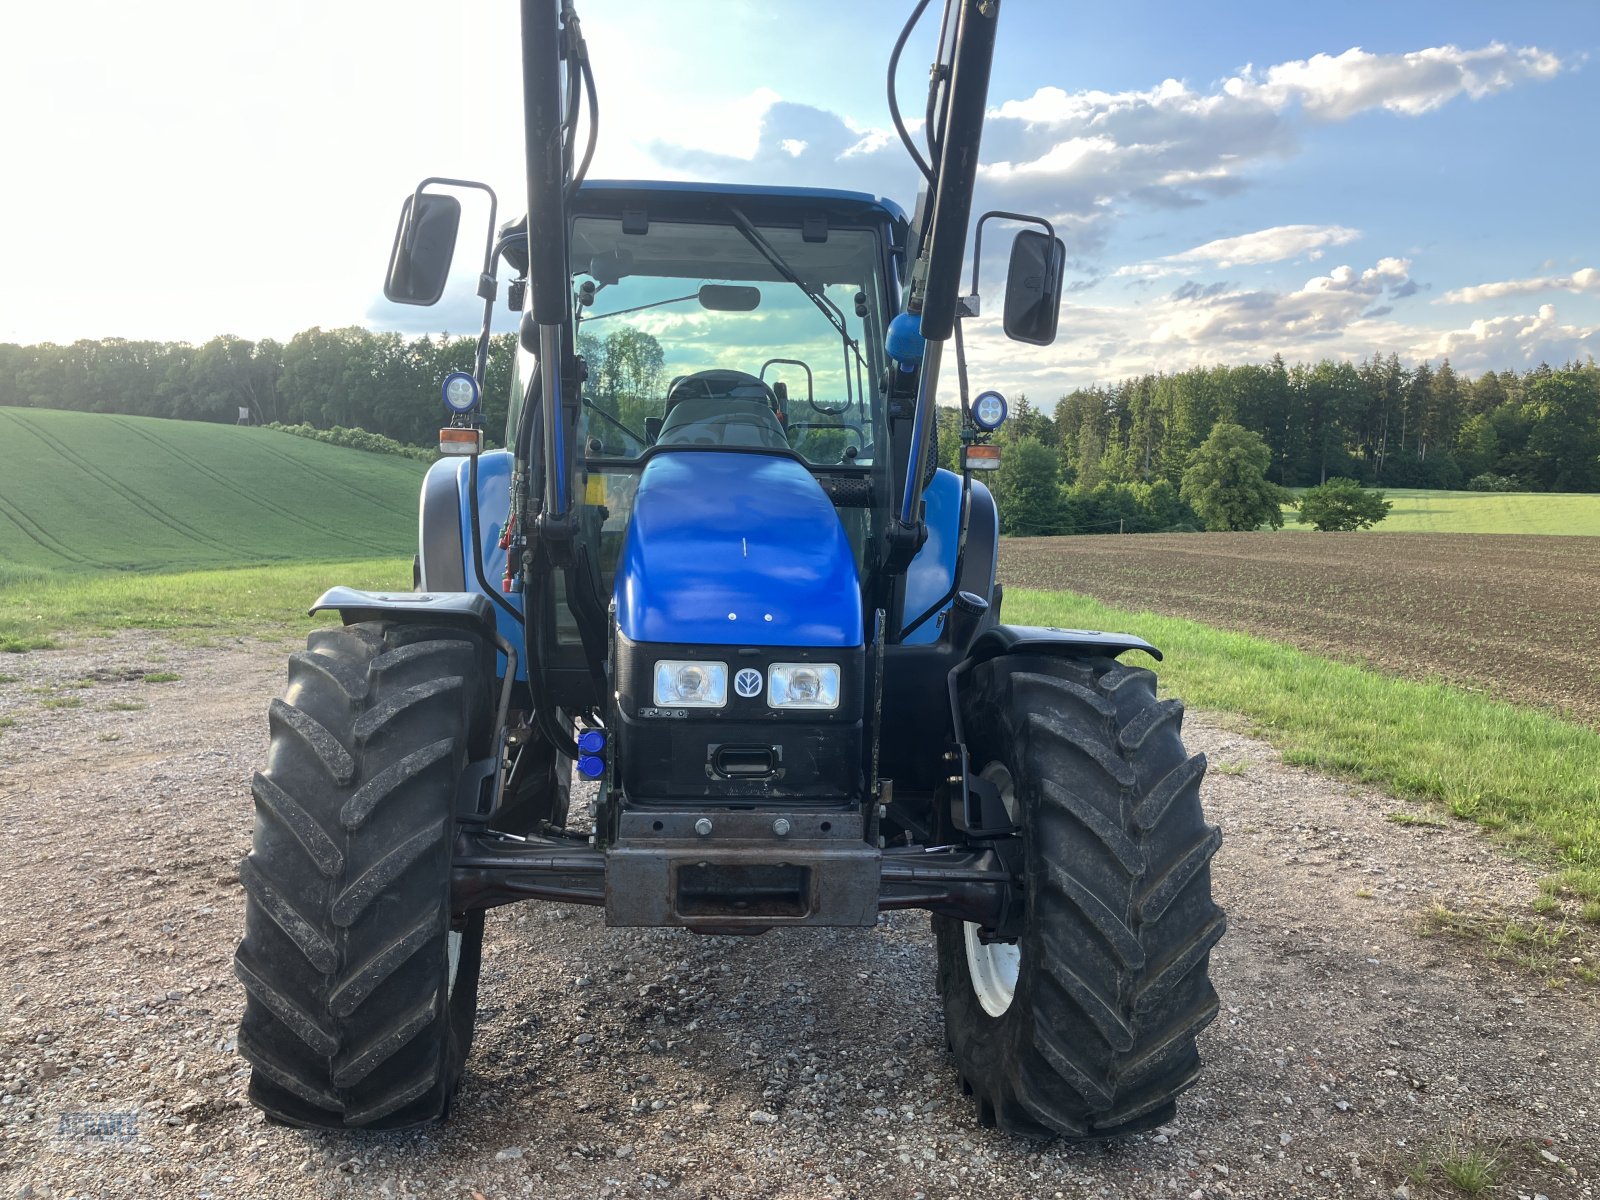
<box><xmin>891</xmin><ymin>0</ymin><xmax>1001</xmax><ymax>564</ymax></box>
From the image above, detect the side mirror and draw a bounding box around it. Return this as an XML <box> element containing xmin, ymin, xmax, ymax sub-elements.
<box><xmin>1002</xmin><ymin>229</ymin><xmax>1065</xmax><ymax>347</ymax></box>
<box><xmin>384</xmin><ymin>192</ymin><xmax>462</xmax><ymax>306</ymax></box>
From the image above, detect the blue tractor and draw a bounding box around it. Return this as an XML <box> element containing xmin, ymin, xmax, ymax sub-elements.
<box><xmin>233</xmin><ymin>0</ymin><xmax>1224</xmax><ymax>1137</ymax></box>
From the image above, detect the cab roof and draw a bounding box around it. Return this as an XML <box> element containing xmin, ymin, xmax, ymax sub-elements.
<box><xmin>498</xmin><ymin>180</ymin><xmax>910</xmax><ymax>274</ymax></box>
<box><xmin>574</xmin><ymin>179</ymin><xmax>909</xmax><ymax>225</ymax></box>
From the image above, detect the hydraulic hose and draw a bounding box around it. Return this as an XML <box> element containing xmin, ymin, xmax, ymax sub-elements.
<box><xmin>888</xmin><ymin>0</ymin><xmax>936</xmax><ymax>186</ymax></box>
<box><xmin>468</xmin><ymin>452</ymin><xmax>523</xmax><ymax>624</ymax></box>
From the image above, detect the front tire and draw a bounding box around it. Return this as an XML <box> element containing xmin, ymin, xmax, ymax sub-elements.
<box><xmin>936</xmin><ymin>653</ymin><xmax>1225</xmax><ymax>1138</ymax></box>
<box><xmin>234</xmin><ymin>621</ymin><xmax>493</xmax><ymax>1129</ymax></box>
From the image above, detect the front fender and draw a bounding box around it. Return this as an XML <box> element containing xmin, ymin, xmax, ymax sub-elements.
<box><xmin>965</xmin><ymin>623</ymin><xmax>1161</xmax><ymax>664</ymax></box>
<box><xmin>309</xmin><ymin>586</ymin><xmax>502</xmax><ymax>641</ymax></box>
<box><xmin>416</xmin><ymin>450</ymin><xmax>527</xmax><ymax>680</ymax></box>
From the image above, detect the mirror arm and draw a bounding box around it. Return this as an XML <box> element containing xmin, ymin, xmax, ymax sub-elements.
<box><xmin>760</xmin><ymin>358</ymin><xmax>815</xmax><ymax>408</ymax></box>
<box><xmin>412</xmin><ymin>177</ymin><xmax>498</xmax><ymax>281</ymax></box>
<box><xmin>413</xmin><ymin>177</ymin><xmax>500</xmax><ymax>389</ymax></box>
<box><xmin>968</xmin><ymin>210</ymin><xmax>1055</xmax><ymax>301</ymax></box>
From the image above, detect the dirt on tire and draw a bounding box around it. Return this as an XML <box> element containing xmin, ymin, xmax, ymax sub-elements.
<box><xmin>0</xmin><ymin>633</ymin><xmax>1596</xmax><ymax>1199</ymax></box>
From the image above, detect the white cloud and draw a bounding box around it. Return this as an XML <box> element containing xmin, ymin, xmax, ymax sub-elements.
<box><xmin>646</xmin><ymin>40</ymin><xmax>1562</xmax><ymax>269</ymax></box>
<box><xmin>615</xmin><ymin>29</ymin><xmax>1578</xmax><ymax>354</ymax></box>
<box><xmin>1224</xmin><ymin>44</ymin><xmax>1563</xmax><ymax>120</ymax></box>
<box><xmin>1172</xmin><ymin>224</ymin><xmax>1362</xmax><ymax>268</ymax></box>
<box><xmin>1140</xmin><ymin>256</ymin><xmax>1416</xmax><ymax>349</ymax></box>
<box><xmin>974</xmin><ymin>43</ymin><xmax>1562</xmax><ymax>221</ymax></box>
<box><xmin>991</xmin><ymin>43</ymin><xmax>1561</xmax><ymax>128</ymax></box>
<box><xmin>1421</xmin><ymin>303</ymin><xmax>1600</xmax><ymax>366</ymax></box>
<box><xmin>950</xmin><ymin>256</ymin><xmax>1598</xmax><ymax>398</ymax></box>
<box><xmin>1299</xmin><ymin>256</ymin><xmax>1412</xmax><ymax>296</ymax></box>
<box><xmin>1440</xmin><ymin>267</ymin><xmax>1600</xmax><ymax>304</ymax></box>
<box><xmin>1115</xmin><ymin>223</ymin><xmax>1362</xmax><ymax>278</ymax></box>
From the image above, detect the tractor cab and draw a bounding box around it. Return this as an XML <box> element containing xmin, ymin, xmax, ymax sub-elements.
<box><xmin>503</xmin><ymin>182</ymin><xmax>908</xmax><ymax>603</ymax></box>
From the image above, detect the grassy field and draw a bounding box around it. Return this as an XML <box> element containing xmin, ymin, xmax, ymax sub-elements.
<box><xmin>1284</xmin><ymin>488</ymin><xmax>1600</xmax><ymax>535</ymax></box>
<box><xmin>1006</xmin><ymin>587</ymin><xmax>1600</xmax><ymax>910</ymax></box>
<box><xmin>0</xmin><ymin>407</ymin><xmax>425</xmax><ymax>573</ymax></box>
<box><xmin>0</xmin><ymin>558</ymin><xmax>413</xmax><ymax>651</ymax></box>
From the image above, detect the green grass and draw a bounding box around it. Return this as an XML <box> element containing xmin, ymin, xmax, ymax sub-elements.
<box><xmin>0</xmin><ymin>557</ymin><xmax>411</xmax><ymax>650</ymax></box>
<box><xmin>1387</xmin><ymin>811</ymin><xmax>1446</xmax><ymax>828</ymax></box>
<box><xmin>1424</xmin><ymin>904</ymin><xmax>1598</xmax><ymax>988</ymax></box>
<box><xmin>0</xmin><ymin>407</ymin><xmax>426</xmax><ymax>574</ymax></box>
<box><xmin>1408</xmin><ymin>1139</ymin><xmax>1504</xmax><ymax>1196</ymax></box>
<box><xmin>141</xmin><ymin>671</ymin><xmax>181</xmax><ymax>683</ymax></box>
<box><xmin>1282</xmin><ymin>488</ymin><xmax>1600</xmax><ymax>535</ymax></box>
<box><xmin>1009</xmin><ymin>588</ymin><xmax>1600</xmax><ymax>902</ymax></box>
<box><xmin>0</xmin><ymin>410</ymin><xmax>425</xmax><ymax>650</ymax></box>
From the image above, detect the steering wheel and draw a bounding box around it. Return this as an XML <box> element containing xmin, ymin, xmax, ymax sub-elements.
<box><xmin>786</xmin><ymin>421</ymin><xmax>866</xmax><ymax>463</ymax></box>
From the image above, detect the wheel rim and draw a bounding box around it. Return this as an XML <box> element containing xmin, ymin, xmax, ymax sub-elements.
<box><xmin>964</xmin><ymin>762</ymin><xmax>1020</xmax><ymax>1018</ymax></box>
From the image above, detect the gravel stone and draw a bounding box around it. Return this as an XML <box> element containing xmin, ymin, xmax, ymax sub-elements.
<box><xmin>0</xmin><ymin>634</ymin><xmax>1594</xmax><ymax>1199</ymax></box>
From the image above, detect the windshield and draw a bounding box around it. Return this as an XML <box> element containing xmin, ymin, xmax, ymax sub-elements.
<box><xmin>569</xmin><ymin>215</ymin><xmax>887</xmax><ymax>468</ymax></box>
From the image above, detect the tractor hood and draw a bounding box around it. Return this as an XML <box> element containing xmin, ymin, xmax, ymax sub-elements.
<box><xmin>613</xmin><ymin>451</ymin><xmax>863</xmax><ymax>647</ymax></box>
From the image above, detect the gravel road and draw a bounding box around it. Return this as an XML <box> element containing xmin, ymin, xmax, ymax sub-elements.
<box><xmin>0</xmin><ymin>633</ymin><xmax>1595</xmax><ymax>1199</ymax></box>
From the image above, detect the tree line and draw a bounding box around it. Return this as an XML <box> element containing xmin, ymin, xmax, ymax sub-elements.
<box><xmin>0</xmin><ymin>329</ymin><xmax>520</xmax><ymax>447</ymax></box>
<box><xmin>3</xmin><ymin>330</ymin><xmax>1596</xmax><ymax>536</ymax></box>
<box><xmin>0</xmin><ymin>326</ymin><xmax>678</xmax><ymax>452</ymax></box>
<box><xmin>961</xmin><ymin>356</ymin><xmax>1600</xmax><ymax>535</ymax></box>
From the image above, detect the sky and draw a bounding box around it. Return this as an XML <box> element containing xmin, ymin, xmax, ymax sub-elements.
<box><xmin>3</xmin><ymin>0</ymin><xmax>1597</xmax><ymax>400</ymax></box>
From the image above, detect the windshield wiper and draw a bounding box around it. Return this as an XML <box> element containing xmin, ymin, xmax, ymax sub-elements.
<box><xmin>579</xmin><ymin>394</ymin><xmax>647</xmax><ymax>450</ymax></box>
<box><xmin>578</xmin><ymin>291</ymin><xmax>699</xmax><ymax>326</ymax></box>
<box><xmin>726</xmin><ymin>206</ymin><xmax>870</xmax><ymax>412</ymax></box>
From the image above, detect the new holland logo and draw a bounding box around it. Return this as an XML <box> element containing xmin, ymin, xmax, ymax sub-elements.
<box><xmin>734</xmin><ymin>668</ymin><xmax>763</xmax><ymax>698</ymax></box>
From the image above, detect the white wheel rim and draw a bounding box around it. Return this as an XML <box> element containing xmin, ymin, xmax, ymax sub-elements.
<box><xmin>964</xmin><ymin>763</ymin><xmax>1021</xmax><ymax>1018</ymax></box>
<box><xmin>446</xmin><ymin>928</ymin><xmax>462</xmax><ymax>999</ymax></box>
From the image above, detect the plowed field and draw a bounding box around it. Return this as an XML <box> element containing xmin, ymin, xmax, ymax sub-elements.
<box><xmin>999</xmin><ymin>532</ymin><xmax>1600</xmax><ymax>726</ymax></box>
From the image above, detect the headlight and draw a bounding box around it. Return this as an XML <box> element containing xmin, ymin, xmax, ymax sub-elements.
<box><xmin>653</xmin><ymin>660</ymin><xmax>728</xmax><ymax>707</ymax></box>
<box><xmin>768</xmin><ymin>663</ymin><xmax>841</xmax><ymax>710</ymax></box>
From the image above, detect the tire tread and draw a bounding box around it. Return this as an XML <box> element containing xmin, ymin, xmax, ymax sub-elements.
<box><xmin>938</xmin><ymin>652</ymin><xmax>1225</xmax><ymax>1139</ymax></box>
<box><xmin>235</xmin><ymin>622</ymin><xmax>488</xmax><ymax>1131</ymax></box>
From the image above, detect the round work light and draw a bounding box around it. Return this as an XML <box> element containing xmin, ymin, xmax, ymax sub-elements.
<box><xmin>442</xmin><ymin>371</ymin><xmax>481</xmax><ymax>413</ymax></box>
<box><xmin>972</xmin><ymin>390</ymin><xmax>1008</xmax><ymax>432</ymax></box>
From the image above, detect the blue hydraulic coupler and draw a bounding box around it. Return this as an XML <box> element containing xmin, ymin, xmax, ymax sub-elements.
<box><xmin>885</xmin><ymin>310</ymin><xmax>926</xmax><ymax>364</ymax></box>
